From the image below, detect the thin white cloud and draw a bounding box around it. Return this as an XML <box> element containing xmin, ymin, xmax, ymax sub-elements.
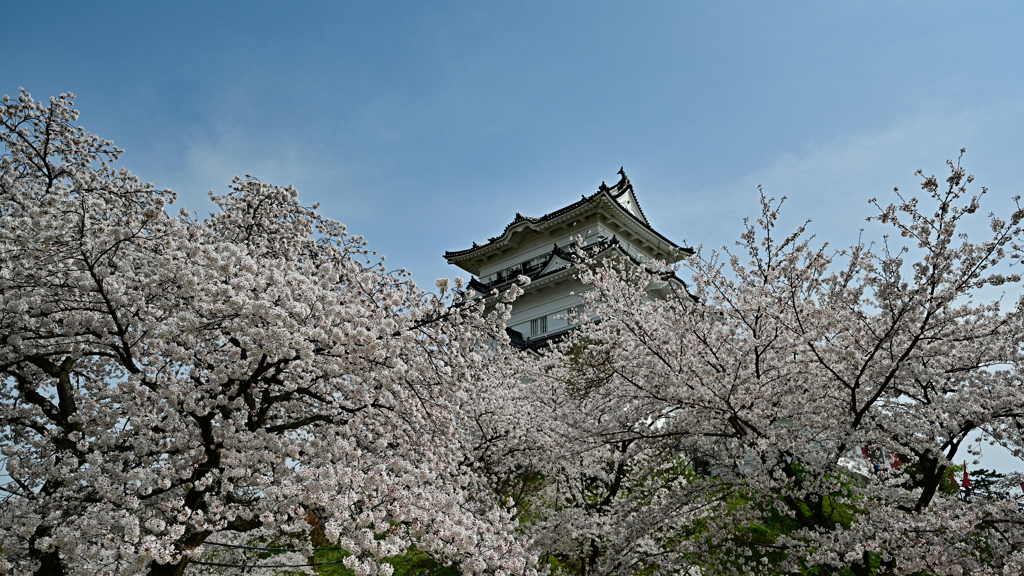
<box><xmin>670</xmin><ymin>98</ymin><xmax>1024</xmax><ymax>254</ymax></box>
<box><xmin>155</xmin><ymin>129</ymin><xmax>362</xmax><ymax>219</ymax></box>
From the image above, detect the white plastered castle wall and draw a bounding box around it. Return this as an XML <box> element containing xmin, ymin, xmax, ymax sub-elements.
<box><xmin>507</xmin><ymin>280</ymin><xmax>585</xmax><ymax>338</ymax></box>
<box><xmin>444</xmin><ymin>171</ymin><xmax>689</xmax><ymax>345</ymax></box>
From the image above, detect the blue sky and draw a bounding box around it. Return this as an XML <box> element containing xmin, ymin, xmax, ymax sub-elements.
<box><xmin>5</xmin><ymin>2</ymin><xmax>1024</xmax><ymax>471</ymax></box>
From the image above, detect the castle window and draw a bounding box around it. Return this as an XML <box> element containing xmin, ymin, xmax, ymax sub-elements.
<box><xmin>530</xmin><ymin>316</ymin><xmax>547</xmax><ymax>336</ymax></box>
<box><xmin>567</xmin><ymin>304</ymin><xmax>584</xmax><ymax>324</ymax></box>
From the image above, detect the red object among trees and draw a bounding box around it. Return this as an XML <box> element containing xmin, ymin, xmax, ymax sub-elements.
<box><xmin>890</xmin><ymin>452</ymin><xmax>903</xmax><ymax>470</ymax></box>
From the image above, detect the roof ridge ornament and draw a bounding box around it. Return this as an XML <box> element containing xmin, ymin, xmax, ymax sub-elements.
<box><xmin>443</xmin><ymin>169</ymin><xmax>693</xmax><ymax>262</ymax></box>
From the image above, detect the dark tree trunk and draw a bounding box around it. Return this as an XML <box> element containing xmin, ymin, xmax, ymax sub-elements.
<box><xmin>30</xmin><ymin>549</ymin><xmax>65</xmax><ymax>576</ymax></box>
<box><xmin>29</xmin><ymin>526</ymin><xmax>65</xmax><ymax>576</ymax></box>
<box><xmin>147</xmin><ymin>558</ymin><xmax>190</xmax><ymax>576</ymax></box>
<box><xmin>849</xmin><ymin>550</ymin><xmax>873</xmax><ymax>576</ymax></box>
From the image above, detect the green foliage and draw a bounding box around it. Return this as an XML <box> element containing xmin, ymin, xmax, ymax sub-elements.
<box><xmin>290</xmin><ymin>547</ymin><xmax>460</xmax><ymax>576</ymax></box>
<box><xmin>904</xmin><ymin>460</ymin><xmax>962</xmax><ymax>496</ymax></box>
<box><xmin>670</xmin><ymin>459</ymin><xmax>883</xmax><ymax>575</ymax></box>
<box><xmin>967</xmin><ymin>468</ymin><xmax>1007</xmax><ymax>499</ymax></box>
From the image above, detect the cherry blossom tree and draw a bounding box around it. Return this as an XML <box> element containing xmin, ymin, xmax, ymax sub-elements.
<box><xmin>505</xmin><ymin>158</ymin><xmax>1024</xmax><ymax>575</ymax></box>
<box><xmin>0</xmin><ymin>90</ymin><xmax>537</xmax><ymax>576</ymax></box>
<box><xmin>6</xmin><ymin>88</ymin><xmax>1024</xmax><ymax>576</ymax></box>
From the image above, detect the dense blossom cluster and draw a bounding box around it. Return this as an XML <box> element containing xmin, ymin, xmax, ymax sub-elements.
<box><xmin>0</xmin><ymin>91</ymin><xmax>537</xmax><ymax>576</ymax></box>
<box><xmin>493</xmin><ymin>169</ymin><xmax>1024</xmax><ymax>575</ymax></box>
<box><xmin>4</xmin><ymin>90</ymin><xmax>1023</xmax><ymax>576</ymax></box>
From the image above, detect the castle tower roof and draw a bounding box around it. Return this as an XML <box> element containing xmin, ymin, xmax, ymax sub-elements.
<box><xmin>445</xmin><ymin>169</ymin><xmax>691</xmax><ymax>276</ymax></box>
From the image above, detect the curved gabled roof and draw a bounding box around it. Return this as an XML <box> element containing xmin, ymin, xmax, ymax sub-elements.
<box><xmin>463</xmin><ymin>236</ymin><xmax>698</xmax><ymax>303</ymax></box>
<box><xmin>444</xmin><ymin>168</ymin><xmax>691</xmax><ymax>260</ymax></box>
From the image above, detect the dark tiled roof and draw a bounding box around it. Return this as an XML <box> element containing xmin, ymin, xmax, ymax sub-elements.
<box><xmin>464</xmin><ymin>238</ymin><xmax>698</xmax><ymax>303</ymax></box>
<box><xmin>465</xmin><ymin>237</ymin><xmax>616</xmax><ymax>295</ymax></box>
<box><xmin>505</xmin><ymin>327</ymin><xmax>527</xmax><ymax>349</ymax></box>
<box><xmin>514</xmin><ymin>328</ymin><xmax>572</xmax><ymax>352</ymax></box>
<box><xmin>482</xmin><ymin>239</ymin><xmax>698</xmax><ymax>352</ymax></box>
<box><xmin>445</xmin><ymin>169</ymin><xmax>691</xmax><ymax>259</ymax></box>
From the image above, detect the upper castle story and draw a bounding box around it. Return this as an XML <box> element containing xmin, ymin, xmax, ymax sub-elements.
<box><xmin>444</xmin><ymin>169</ymin><xmax>692</xmax><ymax>349</ymax></box>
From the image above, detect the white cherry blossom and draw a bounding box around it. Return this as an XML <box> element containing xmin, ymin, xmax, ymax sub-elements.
<box><xmin>0</xmin><ymin>90</ymin><xmax>536</xmax><ymax>576</ymax></box>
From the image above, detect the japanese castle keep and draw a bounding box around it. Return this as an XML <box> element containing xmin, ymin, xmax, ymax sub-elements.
<box><xmin>444</xmin><ymin>169</ymin><xmax>693</xmax><ymax>350</ymax></box>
